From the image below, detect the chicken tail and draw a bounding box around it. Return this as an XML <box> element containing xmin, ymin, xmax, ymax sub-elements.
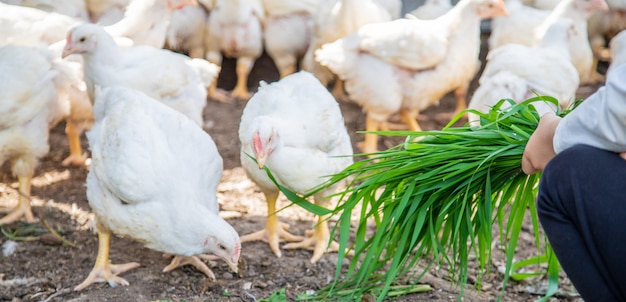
<box><xmin>315</xmin><ymin>34</ymin><xmax>360</xmax><ymax>80</ymax></box>
<box><xmin>186</xmin><ymin>58</ymin><xmax>221</xmax><ymax>88</ymax></box>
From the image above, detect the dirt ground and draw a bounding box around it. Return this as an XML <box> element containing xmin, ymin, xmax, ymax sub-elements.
<box><xmin>0</xmin><ymin>33</ymin><xmax>601</xmax><ymax>301</ymax></box>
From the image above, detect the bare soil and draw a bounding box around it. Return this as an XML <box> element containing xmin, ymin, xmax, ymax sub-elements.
<box><xmin>0</xmin><ymin>35</ymin><xmax>599</xmax><ymax>301</ymax></box>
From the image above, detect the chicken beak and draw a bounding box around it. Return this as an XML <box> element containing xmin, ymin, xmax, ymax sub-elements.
<box><xmin>256</xmin><ymin>152</ymin><xmax>268</xmax><ymax>169</ymax></box>
<box><xmin>61</xmin><ymin>44</ymin><xmax>73</xmax><ymax>59</ymax></box>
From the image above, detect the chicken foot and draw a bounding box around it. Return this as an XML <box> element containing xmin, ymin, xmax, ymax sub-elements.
<box><xmin>0</xmin><ymin>175</ymin><xmax>36</xmax><ymax>225</ymax></box>
<box><xmin>240</xmin><ymin>190</ymin><xmax>303</xmax><ymax>258</ymax></box>
<box><xmin>283</xmin><ymin>216</ymin><xmax>340</xmax><ymax>264</ymax></box>
<box><xmin>162</xmin><ymin>254</ymin><xmax>216</xmax><ymax>280</ymax></box>
<box><xmin>207</xmin><ymin>80</ymin><xmax>233</xmax><ymax>103</ymax></box>
<box><xmin>74</xmin><ymin>226</ymin><xmax>140</xmax><ymax>291</ymax></box>
<box><xmin>62</xmin><ymin>121</ymin><xmax>89</xmax><ymax>166</ymax></box>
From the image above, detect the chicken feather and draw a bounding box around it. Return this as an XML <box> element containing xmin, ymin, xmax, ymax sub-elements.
<box><xmin>238</xmin><ymin>71</ymin><xmax>353</xmax><ymax>263</ymax></box>
<box><xmin>316</xmin><ymin>0</ymin><xmax>508</xmax><ymax>153</ymax></box>
<box><xmin>468</xmin><ymin>19</ymin><xmax>580</xmax><ymax>123</ymax></box>
<box><xmin>63</xmin><ymin>23</ymin><xmax>219</xmax><ymax>127</ymax></box>
<box><xmin>75</xmin><ymin>86</ymin><xmax>240</xmax><ymax>290</ymax></box>
<box><xmin>0</xmin><ymin>45</ymin><xmax>70</xmax><ymax>225</ymax></box>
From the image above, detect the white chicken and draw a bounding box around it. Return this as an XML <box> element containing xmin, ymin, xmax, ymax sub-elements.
<box><xmin>62</xmin><ymin>23</ymin><xmax>220</xmax><ymax>128</ymax></box>
<box><xmin>467</xmin><ymin>19</ymin><xmax>580</xmax><ymax>124</ymax></box>
<box><xmin>0</xmin><ymin>2</ymin><xmax>81</xmax><ymax>47</ymax></box>
<box><xmin>55</xmin><ymin>57</ymin><xmax>94</xmax><ymax>167</ymax></box>
<box><xmin>302</xmin><ymin>0</ymin><xmax>396</xmax><ymax>101</ymax></box>
<box><xmin>408</xmin><ymin>0</ymin><xmax>453</xmax><ymax>20</ymax></box>
<box><xmin>204</xmin><ymin>0</ymin><xmax>264</xmax><ymax>101</ymax></box>
<box><xmin>316</xmin><ymin>0</ymin><xmax>508</xmax><ymax>153</ymax></box>
<box><xmin>375</xmin><ymin>0</ymin><xmax>402</xmax><ymax>19</ymax></box>
<box><xmin>104</xmin><ymin>0</ymin><xmax>197</xmax><ymax>48</ymax></box>
<box><xmin>85</xmin><ymin>0</ymin><xmax>129</xmax><ymax>25</ymax></box>
<box><xmin>0</xmin><ymin>45</ymin><xmax>70</xmax><ymax>225</ymax></box>
<box><xmin>0</xmin><ymin>0</ymin><xmax>90</xmax><ymax>20</ymax></box>
<box><xmin>0</xmin><ymin>6</ymin><xmax>94</xmax><ymax>168</ymax></box>
<box><xmin>238</xmin><ymin>71</ymin><xmax>353</xmax><ymax>263</ymax></box>
<box><xmin>74</xmin><ymin>86</ymin><xmax>240</xmax><ymax>291</ymax></box>
<box><xmin>165</xmin><ymin>3</ymin><xmax>210</xmax><ymax>58</ymax></box>
<box><xmin>261</xmin><ymin>0</ymin><xmax>320</xmax><ymax>78</ymax></box>
<box><xmin>488</xmin><ymin>0</ymin><xmax>609</xmax><ymax>84</ymax></box>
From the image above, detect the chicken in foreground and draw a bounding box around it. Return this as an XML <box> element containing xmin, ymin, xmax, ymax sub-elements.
<box><xmin>467</xmin><ymin>19</ymin><xmax>580</xmax><ymax>124</ymax></box>
<box><xmin>238</xmin><ymin>71</ymin><xmax>353</xmax><ymax>263</ymax></box>
<box><xmin>316</xmin><ymin>0</ymin><xmax>508</xmax><ymax>153</ymax></box>
<box><xmin>63</xmin><ymin>23</ymin><xmax>219</xmax><ymax>128</ymax></box>
<box><xmin>0</xmin><ymin>45</ymin><xmax>69</xmax><ymax>225</ymax></box>
<box><xmin>204</xmin><ymin>0</ymin><xmax>264</xmax><ymax>101</ymax></box>
<box><xmin>74</xmin><ymin>86</ymin><xmax>240</xmax><ymax>291</ymax></box>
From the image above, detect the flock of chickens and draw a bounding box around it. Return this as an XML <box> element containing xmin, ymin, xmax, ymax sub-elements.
<box><xmin>1</xmin><ymin>0</ymin><xmax>625</xmax><ymax>293</ymax></box>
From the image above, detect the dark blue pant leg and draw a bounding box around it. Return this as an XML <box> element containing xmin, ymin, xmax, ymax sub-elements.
<box><xmin>537</xmin><ymin>144</ymin><xmax>626</xmax><ymax>302</ymax></box>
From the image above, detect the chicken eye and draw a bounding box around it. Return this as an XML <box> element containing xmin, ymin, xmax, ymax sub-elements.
<box><xmin>219</xmin><ymin>244</ymin><xmax>227</xmax><ymax>250</ymax></box>
<box><xmin>79</xmin><ymin>37</ymin><xmax>86</xmax><ymax>43</ymax></box>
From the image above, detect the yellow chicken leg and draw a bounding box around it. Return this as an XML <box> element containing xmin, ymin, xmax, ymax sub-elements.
<box><xmin>359</xmin><ymin>114</ymin><xmax>382</xmax><ymax>154</ymax></box>
<box><xmin>453</xmin><ymin>84</ymin><xmax>468</xmax><ymax>117</ymax></box>
<box><xmin>231</xmin><ymin>57</ymin><xmax>254</xmax><ymax>101</ymax></box>
<box><xmin>62</xmin><ymin>121</ymin><xmax>89</xmax><ymax>167</ymax></box>
<box><xmin>162</xmin><ymin>254</ymin><xmax>216</xmax><ymax>281</ymax></box>
<box><xmin>283</xmin><ymin>215</ymin><xmax>339</xmax><ymax>264</ymax></box>
<box><xmin>74</xmin><ymin>225</ymin><xmax>140</xmax><ymax>291</ymax></box>
<box><xmin>0</xmin><ymin>175</ymin><xmax>35</xmax><ymax>225</ymax></box>
<box><xmin>330</xmin><ymin>79</ymin><xmax>350</xmax><ymax>103</ymax></box>
<box><xmin>207</xmin><ymin>80</ymin><xmax>233</xmax><ymax>103</ymax></box>
<box><xmin>435</xmin><ymin>84</ymin><xmax>470</xmax><ymax>121</ymax></box>
<box><xmin>240</xmin><ymin>190</ymin><xmax>303</xmax><ymax>258</ymax></box>
<box><xmin>400</xmin><ymin>109</ymin><xmax>422</xmax><ymax>132</ymax></box>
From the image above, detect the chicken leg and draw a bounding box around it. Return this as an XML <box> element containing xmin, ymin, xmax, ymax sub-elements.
<box><xmin>359</xmin><ymin>114</ymin><xmax>382</xmax><ymax>154</ymax></box>
<box><xmin>62</xmin><ymin>121</ymin><xmax>89</xmax><ymax>166</ymax></box>
<box><xmin>330</xmin><ymin>79</ymin><xmax>350</xmax><ymax>103</ymax></box>
<box><xmin>452</xmin><ymin>83</ymin><xmax>469</xmax><ymax>117</ymax></box>
<box><xmin>283</xmin><ymin>214</ymin><xmax>340</xmax><ymax>264</ymax></box>
<box><xmin>162</xmin><ymin>254</ymin><xmax>216</xmax><ymax>280</ymax></box>
<box><xmin>74</xmin><ymin>224</ymin><xmax>140</xmax><ymax>291</ymax></box>
<box><xmin>231</xmin><ymin>57</ymin><xmax>255</xmax><ymax>101</ymax></box>
<box><xmin>205</xmin><ymin>53</ymin><xmax>232</xmax><ymax>103</ymax></box>
<box><xmin>273</xmin><ymin>54</ymin><xmax>297</xmax><ymax>79</ymax></box>
<box><xmin>0</xmin><ymin>175</ymin><xmax>35</xmax><ymax>225</ymax></box>
<box><xmin>240</xmin><ymin>190</ymin><xmax>303</xmax><ymax>258</ymax></box>
<box><xmin>400</xmin><ymin>109</ymin><xmax>422</xmax><ymax>132</ymax></box>
<box><xmin>207</xmin><ymin>80</ymin><xmax>233</xmax><ymax>103</ymax></box>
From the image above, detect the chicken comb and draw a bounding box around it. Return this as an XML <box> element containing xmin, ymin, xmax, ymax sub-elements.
<box><xmin>66</xmin><ymin>30</ymin><xmax>73</xmax><ymax>45</ymax></box>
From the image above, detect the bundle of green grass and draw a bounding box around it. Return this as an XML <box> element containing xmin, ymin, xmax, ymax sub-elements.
<box><xmin>264</xmin><ymin>97</ymin><xmax>578</xmax><ymax>301</ymax></box>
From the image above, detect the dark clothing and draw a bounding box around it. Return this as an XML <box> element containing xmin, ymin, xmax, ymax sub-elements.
<box><xmin>538</xmin><ymin>144</ymin><xmax>626</xmax><ymax>301</ymax></box>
